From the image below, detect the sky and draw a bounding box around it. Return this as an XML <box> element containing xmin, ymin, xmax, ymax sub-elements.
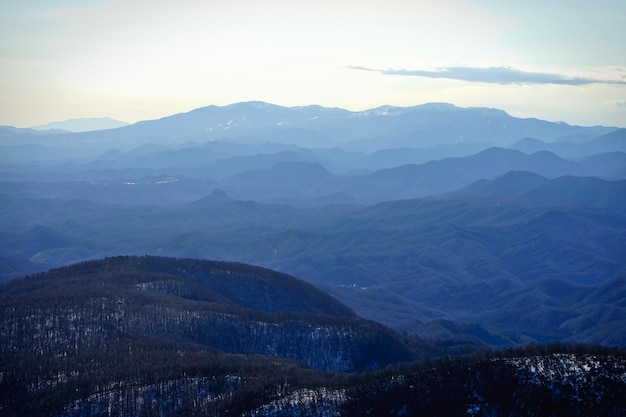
<box><xmin>1</xmin><ymin>0</ymin><xmax>625</xmax><ymax>128</ymax></box>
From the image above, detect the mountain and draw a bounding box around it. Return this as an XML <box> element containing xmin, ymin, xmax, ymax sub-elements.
<box><xmin>198</xmin><ymin>150</ymin><xmax>315</xmax><ymax>178</ymax></box>
<box><xmin>449</xmin><ymin>171</ymin><xmax>626</xmax><ymax>212</ymax></box>
<box><xmin>580</xmin><ymin>151</ymin><xmax>626</xmax><ymax>179</ymax></box>
<box><xmin>0</xmin><ymin>256</ymin><xmax>423</xmax><ymax>416</ymax></box>
<box><xmin>356</xmin><ymin>142</ymin><xmax>488</xmax><ymax>171</ymax></box>
<box><xmin>0</xmin><ymin>125</ymin><xmax>57</xmax><ymax>141</ymax></box>
<box><xmin>510</xmin><ymin>129</ymin><xmax>626</xmax><ymax>158</ymax></box>
<box><xmin>447</xmin><ymin>170</ymin><xmax>549</xmax><ymax>199</ymax></box>
<box><xmin>340</xmin><ymin>104</ymin><xmax>614</xmax><ymax>152</ymax></box>
<box><xmin>515</xmin><ymin>176</ymin><xmax>626</xmax><ymax>211</ymax></box>
<box><xmin>0</xmin><ymin>256</ymin><xmax>420</xmax><ymax>372</ymax></box>
<box><xmin>510</xmin><ymin>137</ymin><xmax>548</xmax><ymax>153</ymax></box>
<box><xmin>222</xmin><ymin>161</ymin><xmax>336</xmax><ymax>200</ymax></box>
<box><xmin>30</xmin><ymin>117</ymin><xmax>129</xmax><ymax>132</ymax></box>
<box><xmin>0</xmin><ymin>224</ymin><xmax>98</xmax><ymax>270</ymax></box>
<box><xmin>0</xmin><ymin>102</ymin><xmax>617</xmax><ymax>153</ymax></box>
<box><xmin>588</xmin><ymin>127</ymin><xmax>626</xmax><ymax>152</ymax></box>
<box><xmin>438</xmin><ymin>147</ymin><xmax>586</xmax><ymax>178</ymax></box>
<box><xmin>204</xmin><ymin>147</ymin><xmax>619</xmax><ymax>203</ymax></box>
<box><xmin>224</xmin><ymin>147</ymin><xmax>624</xmax><ymax>204</ymax></box>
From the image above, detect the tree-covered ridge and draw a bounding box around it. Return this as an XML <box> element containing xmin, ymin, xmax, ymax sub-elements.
<box><xmin>1</xmin><ymin>339</ymin><xmax>349</xmax><ymax>417</ymax></box>
<box><xmin>3</xmin><ymin>341</ymin><xmax>624</xmax><ymax>416</ymax></box>
<box><xmin>4</xmin><ymin>256</ymin><xmax>355</xmax><ymax>316</ymax></box>
<box><xmin>1</xmin><ymin>257</ymin><xmax>625</xmax><ymax>416</ymax></box>
<box><xmin>342</xmin><ymin>344</ymin><xmax>626</xmax><ymax>417</ymax></box>
<box><xmin>0</xmin><ymin>257</ymin><xmax>420</xmax><ymax>374</ymax></box>
<box><xmin>0</xmin><ymin>256</ymin><xmax>418</xmax><ymax>416</ymax></box>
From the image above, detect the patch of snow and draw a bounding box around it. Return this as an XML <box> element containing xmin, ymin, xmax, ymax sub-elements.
<box><xmin>248</xmin><ymin>387</ymin><xmax>346</xmax><ymax>417</ymax></box>
<box><xmin>156</xmin><ymin>177</ymin><xmax>178</xmax><ymax>184</ymax></box>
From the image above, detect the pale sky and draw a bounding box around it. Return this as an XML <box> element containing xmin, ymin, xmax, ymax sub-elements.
<box><xmin>1</xmin><ymin>0</ymin><xmax>625</xmax><ymax>128</ymax></box>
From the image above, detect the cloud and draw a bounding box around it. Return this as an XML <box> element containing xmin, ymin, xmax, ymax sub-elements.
<box><xmin>349</xmin><ymin>65</ymin><xmax>626</xmax><ymax>86</ymax></box>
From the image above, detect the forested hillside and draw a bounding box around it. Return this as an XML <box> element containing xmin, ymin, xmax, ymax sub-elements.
<box><xmin>1</xmin><ymin>257</ymin><xmax>625</xmax><ymax>416</ymax></box>
<box><xmin>342</xmin><ymin>344</ymin><xmax>626</xmax><ymax>417</ymax></box>
<box><xmin>0</xmin><ymin>256</ymin><xmax>420</xmax><ymax>374</ymax></box>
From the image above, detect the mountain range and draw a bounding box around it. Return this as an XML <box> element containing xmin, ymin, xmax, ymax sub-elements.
<box><xmin>2</xmin><ymin>147</ymin><xmax>625</xmax><ymax>205</ymax></box>
<box><xmin>1</xmin><ymin>101</ymin><xmax>619</xmax><ymax>155</ymax></box>
<box><xmin>2</xmin><ymin>101</ymin><xmax>626</xmax><ymax>414</ymax></box>
<box><xmin>2</xmin><ymin>102</ymin><xmax>626</xmax><ymax>347</ymax></box>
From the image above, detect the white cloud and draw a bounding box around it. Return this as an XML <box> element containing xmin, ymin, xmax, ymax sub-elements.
<box><xmin>350</xmin><ymin>65</ymin><xmax>626</xmax><ymax>86</ymax></box>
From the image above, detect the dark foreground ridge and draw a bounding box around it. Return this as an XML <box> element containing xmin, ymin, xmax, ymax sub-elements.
<box><xmin>1</xmin><ymin>256</ymin><xmax>625</xmax><ymax>416</ymax></box>
<box><xmin>0</xmin><ymin>256</ymin><xmax>421</xmax><ymax>372</ymax></box>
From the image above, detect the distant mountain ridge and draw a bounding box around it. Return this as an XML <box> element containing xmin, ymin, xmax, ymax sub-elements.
<box><xmin>448</xmin><ymin>170</ymin><xmax>626</xmax><ymax>211</ymax></box>
<box><xmin>30</xmin><ymin>117</ymin><xmax>129</xmax><ymax>132</ymax></box>
<box><xmin>1</xmin><ymin>101</ymin><xmax>617</xmax><ymax>153</ymax></box>
<box><xmin>511</xmin><ymin>128</ymin><xmax>626</xmax><ymax>158</ymax></box>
